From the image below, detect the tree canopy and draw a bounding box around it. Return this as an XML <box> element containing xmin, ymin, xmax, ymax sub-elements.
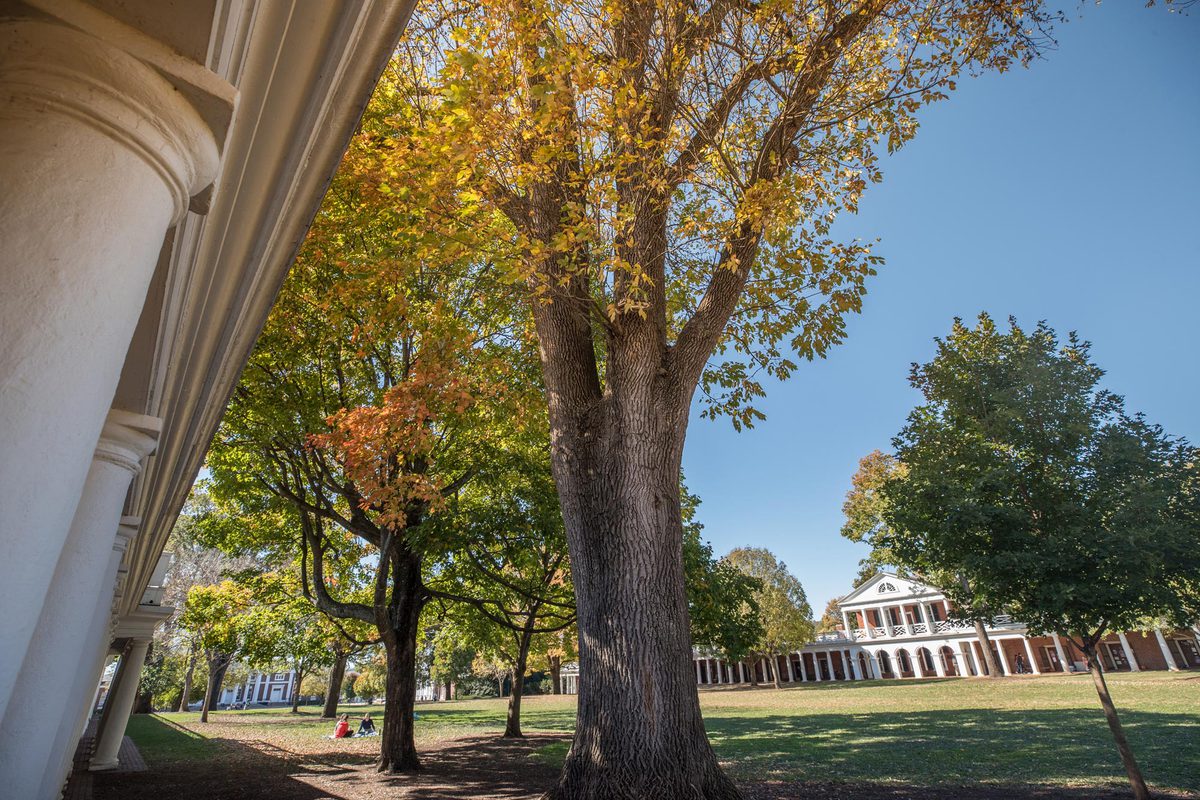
<box><xmin>724</xmin><ymin>547</ymin><xmax>814</xmax><ymax>686</ymax></box>
<box><xmin>878</xmin><ymin>314</ymin><xmax>1200</xmax><ymax>799</ymax></box>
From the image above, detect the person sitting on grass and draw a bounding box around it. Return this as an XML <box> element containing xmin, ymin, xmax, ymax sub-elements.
<box><xmin>357</xmin><ymin>713</ymin><xmax>376</xmax><ymax>736</ymax></box>
<box><xmin>333</xmin><ymin>713</ymin><xmax>352</xmax><ymax>739</ymax></box>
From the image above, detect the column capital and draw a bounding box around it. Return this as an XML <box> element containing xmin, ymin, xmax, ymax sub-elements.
<box><xmin>0</xmin><ymin>19</ymin><xmax>222</xmax><ymax>221</ymax></box>
<box><xmin>94</xmin><ymin>411</ymin><xmax>161</xmax><ymax>474</ymax></box>
<box><xmin>114</xmin><ymin>516</ymin><xmax>141</xmax><ymax>552</ymax></box>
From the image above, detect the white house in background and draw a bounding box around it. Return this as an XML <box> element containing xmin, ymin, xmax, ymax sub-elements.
<box><xmin>691</xmin><ymin>572</ymin><xmax>1200</xmax><ymax>687</ymax></box>
<box><xmin>0</xmin><ymin>3</ymin><xmax>415</xmax><ymax>797</ymax></box>
<box><xmin>219</xmin><ymin>670</ymin><xmax>301</xmax><ymax>707</ymax></box>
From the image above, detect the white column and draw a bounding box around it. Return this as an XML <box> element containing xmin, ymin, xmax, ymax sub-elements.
<box><xmin>1117</xmin><ymin>633</ymin><xmax>1140</xmax><ymax>672</ymax></box>
<box><xmin>798</xmin><ymin>654</ymin><xmax>808</xmax><ymax>682</ymax></box>
<box><xmin>1022</xmin><ymin>638</ymin><xmax>1041</xmax><ymax>674</ymax></box>
<box><xmin>863</xmin><ymin>610</ymin><xmax>876</xmax><ymax>639</ymax></box>
<box><xmin>786</xmin><ymin>654</ymin><xmax>796</xmax><ymax>682</ymax></box>
<box><xmin>841</xmin><ymin>610</ymin><xmax>853</xmax><ymax>639</ymax></box>
<box><xmin>848</xmin><ymin>651</ymin><xmax>863</xmax><ymax>680</ymax></box>
<box><xmin>1052</xmin><ymin>633</ymin><xmax>1071</xmax><ymax>672</ymax></box>
<box><xmin>919</xmin><ymin>603</ymin><xmax>935</xmax><ymax>628</ymax></box>
<box><xmin>738</xmin><ymin>662</ymin><xmax>747</xmax><ymax>683</ymax></box>
<box><xmin>961</xmin><ymin>644</ymin><xmax>978</xmax><ymax>677</ymax></box>
<box><xmin>715</xmin><ymin>660</ymin><xmax>723</xmax><ymax>684</ymax></box>
<box><xmin>995</xmin><ymin>642</ymin><xmax>1011</xmax><ymax>676</ymax></box>
<box><xmin>0</xmin><ymin>413</ymin><xmax>158</xmax><ymax>796</ymax></box>
<box><xmin>695</xmin><ymin>659</ymin><xmax>702</xmax><ymax>684</ymax></box>
<box><xmin>41</xmin><ymin>519</ymin><xmax>140</xmax><ymax>799</ymax></box>
<box><xmin>0</xmin><ymin>18</ymin><xmax>220</xmax><ymax>722</ymax></box>
<box><xmin>932</xmin><ymin>648</ymin><xmax>946</xmax><ymax>677</ymax></box>
<box><xmin>902</xmin><ymin>606</ymin><xmax>915</xmax><ymax>635</ymax></box>
<box><xmin>1154</xmin><ymin>630</ymin><xmax>1180</xmax><ymax>671</ymax></box>
<box><xmin>91</xmin><ymin>638</ymin><xmax>151</xmax><ymax>770</ymax></box>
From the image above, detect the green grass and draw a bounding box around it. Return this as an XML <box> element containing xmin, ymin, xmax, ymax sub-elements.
<box><xmin>132</xmin><ymin>671</ymin><xmax>1200</xmax><ymax>794</ymax></box>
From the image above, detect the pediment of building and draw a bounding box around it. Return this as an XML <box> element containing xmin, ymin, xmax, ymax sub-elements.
<box><xmin>837</xmin><ymin>572</ymin><xmax>943</xmax><ymax>608</ymax></box>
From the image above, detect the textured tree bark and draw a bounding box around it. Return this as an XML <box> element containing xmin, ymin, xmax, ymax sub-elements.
<box><xmin>505</xmin><ymin>623</ymin><xmax>536</xmax><ymax>738</ymax></box>
<box><xmin>323</xmin><ymin>654</ymin><xmax>347</xmax><ymax>718</ymax></box>
<box><xmin>550</xmin><ymin>654</ymin><xmax>562</xmax><ymax>695</ymax></box>
<box><xmin>1085</xmin><ymin>647</ymin><xmax>1150</xmax><ymax>800</ymax></box>
<box><xmin>376</xmin><ymin>548</ymin><xmax>425</xmax><ymax>774</ymax></box>
<box><xmin>543</xmin><ymin>414</ymin><xmax>741</xmax><ymax>800</ymax></box>
<box><xmin>199</xmin><ymin>656</ymin><xmax>229</xmax><ymax>724</ymax></box>
<box><xmin>177</xmin><ymin>648</ymin><xmax>197</xmax><ymax>713</ymax></box>
<box><xmin>290</xmin><ymin>670</ymin><xmax>304</xmax><ymax>713</ymax></box>
<box><xmin>771</xmin><ymin>656</ymin><xmax>782</xmax><ymax>690</ymax></box>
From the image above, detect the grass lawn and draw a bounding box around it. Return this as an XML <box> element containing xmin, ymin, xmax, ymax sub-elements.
<box><xmin>111</xmin><ymin>671</ymin><xmax>1199</xmax><ymax>799</ymax></box>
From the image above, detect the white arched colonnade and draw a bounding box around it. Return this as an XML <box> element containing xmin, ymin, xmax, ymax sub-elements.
<box><xmin>0</xmin><ymin>1</ymin><xmax>415</xmax><ymax>797</ymax></box>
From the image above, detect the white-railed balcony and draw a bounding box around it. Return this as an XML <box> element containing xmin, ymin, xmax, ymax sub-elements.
<box><xmin>847</xmin><ymin>614</ymin><xmax>1025</xmax><ymax>643</ymax></box>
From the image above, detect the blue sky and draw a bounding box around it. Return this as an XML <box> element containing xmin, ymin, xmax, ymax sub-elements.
<box><xmin>681</xmin><ymin>4</ymin><xmax>1200</xmax><ymax>613</ymax></box>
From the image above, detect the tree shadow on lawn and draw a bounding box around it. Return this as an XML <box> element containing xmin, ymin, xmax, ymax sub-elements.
<box><xmin>705</xmin><ymin>707</ymin><xmax>1199</xmax><ymax>796</ymax></box>
<box><xmin>94</xmin><ymin>706</ymin><xmax>1199</xmax><ymax>799</ymax></box>
<box><xmin>93</xmin><ymin>712</ymin><xmax>567</xmax><ymax>800</ymax></box>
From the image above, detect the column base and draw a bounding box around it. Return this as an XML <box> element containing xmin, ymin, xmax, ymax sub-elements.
<box><xmin>89</xmin><ymin>758</ymin><xmax>120</xmax><ymax>771</ymax></box>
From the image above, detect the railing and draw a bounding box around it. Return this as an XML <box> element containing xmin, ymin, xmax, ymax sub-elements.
<box><xmin>814</xmin><ymin>632</ymin><xmax>851</xmax><ymax>643</ymax></box>
<box><xmin>911</xmin><ymin>623</ymin><xmax>928</xmax><ymax>634</ymax></box>
<box><xmin>872</xmin><ymin>627</ymin><xmax>887</xmax><ymax>637</ymax></box>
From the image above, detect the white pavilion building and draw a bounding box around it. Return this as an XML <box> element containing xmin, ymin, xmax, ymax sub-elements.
<box><xmin>692</xmin><ymin>572</ymin><xmax>1200</xmax><ymax>687</ymax></box>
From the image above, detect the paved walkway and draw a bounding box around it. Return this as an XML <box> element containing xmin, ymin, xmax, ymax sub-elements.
<box><xmin>63</xmin><ymin>717</ymin><xmax>146</xmax><ymax>800</ymax></box>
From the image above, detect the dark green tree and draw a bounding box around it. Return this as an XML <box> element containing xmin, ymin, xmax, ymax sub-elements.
<box><xmin>880</xmin><ymin>314</ymin><xmax>1200</xmax><ymax>800</ymax></box>
<box><xmin>724</xmin><ymin>548</ymin><xmax>814</xmax><ymax>688</ymax></box>
<box><xmin>841</xmin><ymin>449</ymin><xmax>1002</xmax><ymax>676</ymax></box>
<box><xmin>428</xmin><ymin>450</ymin><xmax>576</xmax><ymax>738</ymax></box>
<box><xmin>681</xmin><ymin>489</ymin><xmax>762</xmax><ymax>661</ymax></box>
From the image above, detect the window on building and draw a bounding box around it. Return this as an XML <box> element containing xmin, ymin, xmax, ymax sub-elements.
<box><xmin>878</xmin><ymin>581</ymin><xmax>896</xmax><ymax>593</ymax></box>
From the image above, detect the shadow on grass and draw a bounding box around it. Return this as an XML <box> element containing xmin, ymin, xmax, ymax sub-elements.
<box><xmin>94</xmin><ymin>704</ymin><xmax>1200</xmax><ymax>799</ymax></box>
<box><xmin>93</xmin><ymin>713</ymin><xmax>567</xmax><ymax>800</ymax></box>
<box><xmin>703</xmin><ymin>708</ymin><xmax>1200</xmax><ymax>794</ymax></box>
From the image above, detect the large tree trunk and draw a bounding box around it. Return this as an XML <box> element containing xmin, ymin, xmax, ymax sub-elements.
<box><xmin>771</xmin><ymin>656</ymin><xmax>782</xmax><ymax>690</ymax></box>
<box><xmin>505</xmin><ymin>623</ymin><xmax>536</xmax><ymax>738</ymax></box>
<box><xmin>178</xmin><ymin>648</ymin><xmax>197</xmax><ymax>713</ymax></box>
<box><xmin>323</xmin><ymin>653</ymin><xmax>347</xmax><ymax>718</ymax></box>
<box><xmin>375</xmin><ymin>545</ymin><xmax>425</xmax><ymax>774</ymax></box>
<box><xmin>545</xmin><ymin>421</ymin><xmax>741</xmax><ymax>800</ymax></box>
<box><xmin>550</xmin><ymin>655</ymin><xmax>562</xmax><ymax>695</ymax></box>
<box><xmin>199</xmin><ymin>655</ymin><xmax>229</xmax><ymax>724</ymax></box>
<box><xmin>1085</xmin><ymin>646</ymin><xmax>1150</xmax><ymax>800</ymax></box>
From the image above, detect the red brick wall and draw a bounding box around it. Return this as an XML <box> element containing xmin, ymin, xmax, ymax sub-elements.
<box><xmin>1125</xmin><ymin>631</ymin><xmax>1167</xmax><ymax>671</ymax></box>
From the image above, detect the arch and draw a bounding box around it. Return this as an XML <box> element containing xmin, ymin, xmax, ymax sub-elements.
<box><xmin>858</xmin><ymin>651</ymin><xmax>872</xmax><ymax>680</ymax></box>
<box><xmin>916</xmin><ymin>647</ymin><xmax>936</xmax><ymax>676</ymax></box>
<box><xmin>895</xmin><ymin>648</ymin><xmax>913</xmax><ymax>678</ymax></box>
<box><xmin>876</xmin><ymin>650</ymin><xmax>894</xmax><ymax>678</ymax></box>
<box><xmin>939</xmin><ymin>646</ymin><xmax>959</xmax><ymax>676</ymax></box>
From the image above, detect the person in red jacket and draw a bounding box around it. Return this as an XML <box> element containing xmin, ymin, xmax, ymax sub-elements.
<box><xmin>333</xmin><ymin>714</ymin><xmax>351</xmax><ymax>738</ymax></box>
